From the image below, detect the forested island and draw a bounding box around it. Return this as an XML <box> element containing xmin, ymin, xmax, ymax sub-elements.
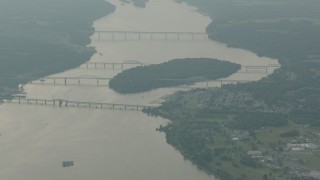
<box><xmin>145</xmin><ymin>0</ymin><xmax>320</xmax><ymax>179</ymax></box>
<box><xmin>109</xmin><ymin>58</ymin><xmax>240</xmax><ymax>94</ymax></box>
<box><xmin>0</xmin><ymin>0</ymin><xmax>115</xmax><ymax>100</ymax></box>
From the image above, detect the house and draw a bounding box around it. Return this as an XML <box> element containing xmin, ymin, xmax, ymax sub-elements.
<box><xmin>287</xmin><ymin>143</ymin><xmax>318</xmax><ymax>151</ymax></box>
<box><xmin>247</xmin><ymin>151</ymin><xmax>263</xmax><ymax>158</ymax></box>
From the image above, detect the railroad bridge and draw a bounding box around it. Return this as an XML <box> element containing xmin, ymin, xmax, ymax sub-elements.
<box><xmin>94</xmin><ymin>30</ymin><xmax>209</xmax><ymax>41</ymax></box>
<box><xmin>7</xmin><ymin>98</ymin><xmax>154</xmax><ymax>111</ymax></box>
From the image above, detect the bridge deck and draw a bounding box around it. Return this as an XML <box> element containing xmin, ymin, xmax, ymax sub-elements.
<box><xmin>94</xmin><ymin>30</ymin><xmax>209</xmax><ymax>41</ymax></box>
<box><xmin>95</xmin><ymin>30</ymin><xmax>208</xmax><ymax>35</ymax></box>
<box><xmin>7</xmin><ymin>98</ymin><xmax>155</xmax><ymax>111</ymax></box>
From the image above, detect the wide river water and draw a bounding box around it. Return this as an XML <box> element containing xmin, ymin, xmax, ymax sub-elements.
<box><xmin>0</xmin><ymin>0</ymin><xmax>279</xmax><ymax>179</ymax></box>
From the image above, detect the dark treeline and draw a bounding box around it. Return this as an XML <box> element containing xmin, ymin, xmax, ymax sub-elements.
<box><xmin>0</xmin><ymin>0</ymin><xmax>115</xmax><ymax>99</ymax></box>
<box><xmin>146</xmin><ymin>0</ymin><xmax>320</xmax><ymax>179</ymax></box>
<box><xmin>109</xmin><ymin>58</ymin><xmax>240</xmax><ymax>94</ymax></box>
<box><xmin>180</xmin><ymin>0</ymin><xmax>320</xmax><ymax>114</ymax></box>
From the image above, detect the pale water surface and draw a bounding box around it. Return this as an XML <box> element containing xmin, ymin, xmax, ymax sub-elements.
<box><xmin>0</xmin><ymin>0</ymin><xmax>279</xmax><ymax>179</ymax></box>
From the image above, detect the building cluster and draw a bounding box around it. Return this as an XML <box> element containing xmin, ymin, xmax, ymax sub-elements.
<box><xmin>286</xmin><ymin>143</ymin><xmax>318</xmax><ymax>151</ymax></box>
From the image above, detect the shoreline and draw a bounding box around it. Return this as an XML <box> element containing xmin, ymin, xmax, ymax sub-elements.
<box><xmin>149</xmin><ymin>1</ymin><xmax>320</xmax><ymax>179</ymax></box>
<box><xmin>0</xmin><ymin>0</ymin><xmax>115</xmax><ymax>101</ymax></box>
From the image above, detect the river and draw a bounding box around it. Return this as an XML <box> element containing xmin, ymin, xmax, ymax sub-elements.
<box><xmin>0</xmin><ymin>0</ymin><xmax>278</xmax><ymax>179</ymax></box>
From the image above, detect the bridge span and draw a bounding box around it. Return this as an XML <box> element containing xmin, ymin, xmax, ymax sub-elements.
<box><xmin>2</xmin><ymin>76</ymin><xmax>274</xmax><ymax>87</ymax></box>
<box><xmin>28</xmin><ymin>77</ymin><xmax>265</xmax><ymax>87</ymax></box>
<box><xmin>77</xmin><ymin>61</ymin><xmax>147</xmax><ymax>70</ymax></box>
<box><xmin>30</xmin><ymin>77</ymin><xmax>111</xmax><ymax>86</ymax></box>
<box><xmin>6</xmin><ymin>98</ymin><xmax>155</xmax><ymax>111</ymax></box>
<box><xmin>94</xmin><ymin>30</ymin><xmax>209</xmax><ymax>41</ymax></box>
<box><xmin>77</xmin><ymin>61</ymin><xmax>280</xmax><ymax>74</ymax></box>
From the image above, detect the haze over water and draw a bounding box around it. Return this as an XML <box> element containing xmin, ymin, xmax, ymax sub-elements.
<box><xmin>0</xmin><ymin>0</ymin><xmax>278</xmax><ymax>179</ymax></box>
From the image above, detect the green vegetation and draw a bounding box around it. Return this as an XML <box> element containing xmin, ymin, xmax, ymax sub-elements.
<box><xmin>146</xmin><ymin>0</ymin><xmax>320</xmax><ymax>179</ymax></box>
<box><xmin>280</xmin><ymin>130</ymin><xmax>300</xmax><ymax>137</ymax></box>
<box><xmin>231</xmin><ymin>113</ymin><xmax>288</xmax><ymax>130</ymax></box>
<box><xmin>0</xmin><ymin>0</ymin><xmax>115</xmax><ymax>100</ymax></box>
<box><xmin>109</xmin><ymin>58</ymin><xmax>240</xmax><ymax>94</ymax></box>
<box><xmin>180</xmin><ymin>0</ymin><xmax>320</xmax><ymax>113</ymax></box>
<box><xmin>145</xmin><ymin>89</ymin><xmax>320</xmax><ymax>179</ymax></box>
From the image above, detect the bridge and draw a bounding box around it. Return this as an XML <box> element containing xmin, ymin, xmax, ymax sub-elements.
<box><xmin>28</xmin><ymin>77</ymin><xmax>252</xmax><ymax>87</ymax></box>
<box><xmin>78</xmin><ymin>61</ymin><xmax>148</xmax><ymax>70</ymax></box>
<box><xmin>77</xmin><ymin>61</ymin><xmax>280</xmax><ymax>74</ymax></box>
<box><xmin>29</xmin><ymin>77</ymin><xmax>111</xmax><ymax>86</ymax></box>
<box><xmin>242</xmin><ymin>65</ymin><xmax>280</xmax><ymax>74</ymax></box>
<box><xmin>2</xmin><ymin>75</ymin><xmax>276</xmax><ymax>87</ymax></box>
<box><xmin>94</xmin><ymin>30</ymin><xmax>209</xmax><ymax>41</ymax></box>
<box><xmin>7</xmin><ymin>98</ymin><xmax>155</xmax><ymax>111</ymax></box>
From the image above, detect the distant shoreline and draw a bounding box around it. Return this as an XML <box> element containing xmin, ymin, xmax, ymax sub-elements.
<box><xmin>0</xmin><ymin>0</ymin><xmax>115</xmax><ymax>100</ymax></box>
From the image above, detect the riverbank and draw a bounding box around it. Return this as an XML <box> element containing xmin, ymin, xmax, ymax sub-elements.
<box><xmin>0</xmin><ymin>0</ymin><xmax>115</xmax><ymax>100</ymax></box>
<box><xmin>179</xmin><ymin>0</ymin><xmax>320</xmax><ymax>111</ymax></box>
<box><xmin>148</xmin><ymin>0</ymin><xmax>320</xmax><ymax>179</ymax></box>
<box><xmin>145</xmin><ymin>90</ymin><xmax>320</xmax><ymax>179</ymax></box>
<box><xmin>0</xmin><ymin>0</ymin><xmax>285</xmax><ymax>179</ymax></box>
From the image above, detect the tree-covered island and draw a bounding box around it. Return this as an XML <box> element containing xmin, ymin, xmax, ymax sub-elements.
<box><xmin>109</xmin><ymin>58</ymin><xmax>241</xmax><ymax>94</ymax></box>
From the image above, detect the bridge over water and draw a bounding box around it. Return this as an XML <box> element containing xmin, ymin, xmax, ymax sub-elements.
<box><xmin>78</xmin><ymin>60</ymin><xmax>147</xmax><ymax>70</ymax></box>
<box><xmin>6</xmin><ymin>98</ymin><xmax>154</xmax><ymax>111</ymax></box>
<box><xmin>94</xmin><ymin>30</ymin><xmax>209</xmax><ymax>41</ymax></box>
<box><xmin>31</xmin><ymin>77</ymin><xmax>111</xmax><ymax>86</ymax></box>
<box><xmin>77</xmin><ymin>61</ymin><xmax>280</xmax><ymax>74</ymax></box>
<box><xmin>28</xmin><ymin>77</ymin><xmax>273</xmax><ymax>87</ymax></box>
<box><xmin>1</xmin><ymin>75</ymin><xmax>275</xmax><ymax>87</ymax></box>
